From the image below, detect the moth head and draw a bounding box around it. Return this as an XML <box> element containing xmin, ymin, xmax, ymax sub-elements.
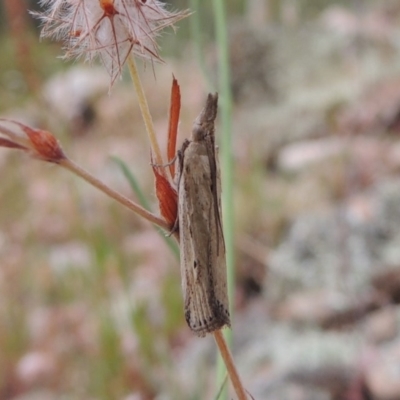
<box><xmin>192</xmin><ymin>124</ymin><xmax>206</xmax><ymax>142</ymax></box>
<box><xmin>191</xmin><ymin>93</ymin><xmax>218</xmax><ymax>143</ymax></box>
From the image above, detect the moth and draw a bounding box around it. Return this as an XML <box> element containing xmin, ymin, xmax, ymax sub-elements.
<box><xmin>177</xmin><ymin>93</ymin><xmax>231</xmax><ymax>337</ymax></box>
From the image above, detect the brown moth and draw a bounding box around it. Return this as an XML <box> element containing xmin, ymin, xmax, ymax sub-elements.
<box><xmin>177</xmin><ymin>93</ymin><xmax>230</xmax><ymax>337</ymax></box>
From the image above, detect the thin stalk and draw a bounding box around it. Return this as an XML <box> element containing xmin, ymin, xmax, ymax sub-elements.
<box><xmin>213</xmin><ymin>330</ymin><xmax>247</xmax><ymax>400</ymax></box>
<box><xmin>127</xmin><ymin>56</ymin><xmax>163</xmax><ymax>167</ymax></box>
<box><xmin>212</xmin><ymin>0</ymin><xmax>235</xmax><ymax>395</ymax></box>
<box><xmin>59</xmin><ymin>157</ymin><xmax>168</xmax><ymax>230</ymax></box>
<box><xmin>111</xmin><ymin>156</ymin><xmax>180</xmax><ymax>258</ymax></box>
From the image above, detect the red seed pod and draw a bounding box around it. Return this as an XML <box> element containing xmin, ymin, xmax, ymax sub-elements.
<box><xmin>152</xmin><ymin>165</ymin><xmax>178</xmax><ymax>229</ymax></box>
<box><xmin>21</xmin><ymin>125</ymin><xmax>65</xmax><ymax>162</ymax></box>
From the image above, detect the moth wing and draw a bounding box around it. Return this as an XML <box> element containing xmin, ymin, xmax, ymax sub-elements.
<box><xmin>179</xmin><ymin>141</ymin><xmax>230</xmax><ymax>337</ymax></box>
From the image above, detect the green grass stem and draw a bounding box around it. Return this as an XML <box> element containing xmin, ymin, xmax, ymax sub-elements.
<box><xmin>211</xmin><ymin>0</ymin><xmax>235</xmax><ymax>397</ymax></box>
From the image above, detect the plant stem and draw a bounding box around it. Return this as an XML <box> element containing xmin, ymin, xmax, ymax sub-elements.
<box><xmin>212</xmin><ymin>0</ymin><xmax>235</xmax><ymax>395</ymax></box>
<box><xmin>213</xmin><ymin>330</ymin><xmax>247</xmax><ymax>400</ymax></box>
<box><xmin>59</xmin><ymin>157</ymin><xmax>168</xmax><ymax>230</ymax></box>
<box><xmin>213</xmin><ymin>0</ymin><xmax>234</xmax><ymax>314</ymax></box>
<box><xmin>127</xmin><ymin>56</ymin><xmax>163</xmax><ymax>167</ymax></box>
<box><xmin>111</xmin><ymin>156</ymin><xmax>180</xmax><ymax>258</ymax></box>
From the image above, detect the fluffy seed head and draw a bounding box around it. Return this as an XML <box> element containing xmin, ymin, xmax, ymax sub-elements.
<box><xmin>34</xmin><ymin>0</ymin><xmax>189</xmax><ymax>84</ymax></box>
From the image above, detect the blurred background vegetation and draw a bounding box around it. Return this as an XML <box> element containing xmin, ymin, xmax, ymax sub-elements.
<box><xmin>2</xmin><ymin>0</ymin><xmax>400</xmax><ymax>399</ymax></box>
